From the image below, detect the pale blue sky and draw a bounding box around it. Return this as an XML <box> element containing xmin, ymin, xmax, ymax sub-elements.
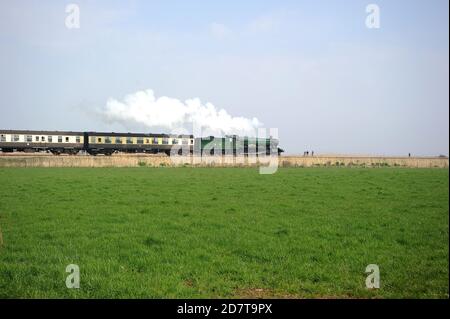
<box><xmin>0</xmin><ymin>0</ymin><xmax>448</xmax><ymax>155</ymax></box>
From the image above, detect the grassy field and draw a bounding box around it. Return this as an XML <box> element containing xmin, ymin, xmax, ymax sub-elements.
<box><xmin>0</xmin><ymin>167</ymin><xmax>448</xmax><ymax>298</ymax></box>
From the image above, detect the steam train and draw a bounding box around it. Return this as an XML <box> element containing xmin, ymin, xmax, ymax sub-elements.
<box><xmin>0</xmin><ymin>130</ymin><xmax>283</xmax><ymax>156</ymax></box>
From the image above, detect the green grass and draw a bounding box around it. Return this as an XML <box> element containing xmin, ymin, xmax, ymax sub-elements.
<box><xmin>0</xmin><ymin>167</ymin><xmax>448</xmax><ymax>298</ymax></box>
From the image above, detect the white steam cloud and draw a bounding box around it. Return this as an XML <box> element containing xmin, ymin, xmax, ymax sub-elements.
<box><xmin>98</xmin><ymin>89</ymin><xmax>262</xmax><ymax>136</ymax></box>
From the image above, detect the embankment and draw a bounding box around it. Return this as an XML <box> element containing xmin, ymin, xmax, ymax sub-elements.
<box><xmin>0</xmin><ymin>154</ymin><xmax>448</xmax><ymax>168</ymax></box>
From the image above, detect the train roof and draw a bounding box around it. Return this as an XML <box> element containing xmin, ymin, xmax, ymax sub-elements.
<box><xmin>1</xmin><ymin>130</ymin><xmax>277</xmax><ymax>140</ymax></box>
<box><xmin>0</xmin><ymin>130</ymin><xmax>84</xmax><ymax>136</ymax></box>
<box><xmin>0</xmin><ymin>130</ymin><xmax>193</xmax><ymax>138</ymax></box>
<box><xmin>86</xmin><ymin>132</ymin><xmax>194</xmax><ymax>138</ymax></box>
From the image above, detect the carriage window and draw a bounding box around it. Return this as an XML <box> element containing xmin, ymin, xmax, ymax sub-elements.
<box><xmin>65</xmin><ymin>137</ymin><xmax>70</xmax><ymax>143</ymax></box>
<box><xmin>126</xmin><ymin>137</ymin><xmax>133</xmax><ymax>144</ymax></box>
<box><xmin>76</xmin><ymin>136</ymin><xmax>81</xmax><ymax>143</ymax></box>
<box><xmin>14</xmin><ymin>135</ymin><xmax>20</xmax><ymax>142</ymax></box>
<box><xmin>145</xmin><ymin>139</ymin><xmax>149</xmax><ymax>144</ymax></box>
<box><xmin>26</xmin><ymin>135</ymin><xmax>32</xmax><ymax>142</ymax></box>
<box><xmin>153</xmin><ymin>137</ymin><xmax>158</xmax><ymax>144</ymax></box>
<box><xmin>190</xmin><ymin>139</ymin><xmax>194</xmax><ymax>145</ymax></box>
<box><xmin>0</xmin><ymin>135</ymin><xmax>5</xmax><ymax>142</ymax></box>
<box><xmin>115</xmin><ymin>137</ymin><xmax>122</xmax><ymax>144</ymax></box>
<box><xmin>41</xmin><ymin>136</ymin><xmax>45</xmax><ymax>142</ymax></box>
<box><xmin>58</xmin><ymin>136</ymin><xmax>63</xmax><ymax>143</ymax></box>
<box><xmin>162</xmin><ymin>138</ymin><xmax>169</xmax><ymax>145</ymax></box>
<box><xmin>137</xmin><ymin>137</ymin><xmax>143</xmax><ymax>144</ymax></box>
<box><xmin>48</xmin><ymin>136</ymin><xmax>53</xmax><ymax>142</ymax></box>
<box><xmin>90</xmin><ymin>136</ymin><xmax>96</xmax><ymax>143</ymax></box>
<box><xmin>172</xmin><ymin>138</ymin><xmax>178</xmax><ymax>145</ymax></box>
<box><xmin>97</xmin><ymin>137</ymin><xmax>102</xmax><ymax>143</ymax></box>
<box><xmin>105</xmin><ymin>137</ymin><xmax>112</xmax><ymax>144</ymax></box>
<box><xmin>35</xmin><ymin>136</ymin><xmax>39</xmax><ymax>142</ymax></box>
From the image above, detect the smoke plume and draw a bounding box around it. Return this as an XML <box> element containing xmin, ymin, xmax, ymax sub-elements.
<box><xmin>98</xmin><ymin>89</ymin><xmax>262</xmax><ymax>136</ymax></box>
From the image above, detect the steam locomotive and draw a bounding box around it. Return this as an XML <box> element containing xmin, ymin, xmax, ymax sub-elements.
<box><xmin>0</xmin><ymin>130</ymin><xmax>284</xmax><ymax>156</ymax></box>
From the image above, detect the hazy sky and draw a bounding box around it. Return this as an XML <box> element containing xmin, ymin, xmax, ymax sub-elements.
<box><xmin>0</xmin><ymin>0</ymin><xmax>448</xmax><ymax>155</ymax></box>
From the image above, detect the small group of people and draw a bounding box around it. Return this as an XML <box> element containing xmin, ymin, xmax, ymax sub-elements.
<box><xmin>303</xmin><ymin>150</ymin><xmax>314</xmax><ymax>156</ymax></box>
